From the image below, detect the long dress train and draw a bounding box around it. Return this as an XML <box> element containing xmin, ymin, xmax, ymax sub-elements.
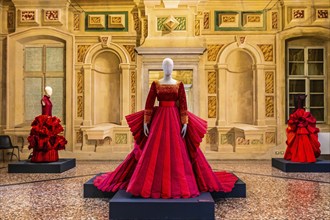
<box><xmin>94</xmin><ymin>81</ymin><xmax>237</xmax><ymax>198</ymax></box>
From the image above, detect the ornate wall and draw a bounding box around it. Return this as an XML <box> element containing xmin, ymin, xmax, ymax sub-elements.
<box><xmin>0</xmin><ymin>0</ymin><xmax>329</xmax><ymax>160</ymax></box>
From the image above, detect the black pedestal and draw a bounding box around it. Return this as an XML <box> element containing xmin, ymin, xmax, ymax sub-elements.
<box><xmin>211</xmin><ymin>177</ymin><xmax>246</xmax><ymax>201</ymax></box>
<box><xmin>272</xmin><ymin>158</ymin><xmax>330</xmax><ymax>172</ymax></box>
<box><xmin>110</xmin><ymin>190</ymin><xmax>214</xmax><ymax>220</ymax></box>
<box><xmin>83</xmin><ymin>174</ymin><xmax>116</xmax><ymax>198</ymax></box>
<box><xmin>8</xmin><ymin>158</ymin><xmax>76</xmax><ymax>173</ymax></box>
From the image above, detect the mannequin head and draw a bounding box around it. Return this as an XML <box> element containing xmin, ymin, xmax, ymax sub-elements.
<box><xmin>45</xmin><ymin>86</ymin><xmax>53</xmax><ymax>97</ymax></box>
<box><xmin>162</xmin><ymin>58</ymin><xmax>174</xmax><ymax>76</ymax></box>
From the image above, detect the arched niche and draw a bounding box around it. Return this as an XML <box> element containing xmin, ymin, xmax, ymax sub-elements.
<box><xmin>83</xmin><ymin>42</ymin><xmax>130</xmax><ymax>126</ymax></box>
<box><xmin>226</xmin><ymin>49</ymin><xmax>254</xmax><ymax>124</ymax></box>
<box><xmin>92</xmin><ymin>51</ymin><xmax>121</xmax><ymax>124</ymax></box>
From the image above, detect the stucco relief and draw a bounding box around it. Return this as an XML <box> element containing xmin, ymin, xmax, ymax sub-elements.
<box><xmin>317</xmin><ymin>10</ymin><xmax>328</xmax><ymax>19</ymax></box>
<box><xmin>76</xmin><ymin>131</ymin><xmax>83</xmax><ymax>144</ymax></box>
<box><xmin>195</xmin><ymin>20</ymin><xmax>200</xmax><ymax>36</ymax></box>
<box><xmin>74</xmin><ymin>13</ymin><xmax>80</xmax><ymax>31</ymax></box>
<box><xmin>115</xmin><ymin>134</ymin><xmax>127</xmax><ymax>144</ymax></box>
<box><xmin>208</xmin><ymin>71</ymin><xmax>217</xmax><ymax>94</ymax></box>
<box><xmin>123</xmin><ymin>45</ymin><xmax>136</xmax><ymax>61</ymax></box>
<box><xmin>272</xmin><ymin>12</ymin><xmax>278</xmax><ymax>29</ymax></box>
<box><xmin>265</xmin><ymin>71</ymin><xmax>274</xmax><ymax>93</ymax></box>
<box><xmin>77</xmin><ymin>96</ymin><xmax>84</xmax><ymax>118</ymax></box>
<box><xmin>293</xmin><ymin>9</ymin><xmax>305</xmax><ymax>19</ymax></box>
<box><xmin>133</xmin><ymin>12</ymin><xmax>140</xmax><ymax>31</ymax></box>
<box><xmin>265</xmin><ymin>132</ymin><xmax>276</xmax><ymax>144</ymax></box>
<box><xmin>207</xmin><ymin>44</ymin><xmax>223</xmax><ymax>61</ymax></box>
<box><xmin>208</xmin><ymin>96</ymin><xmax>217</xmax><ymax>118</ymax></box>
<box><xmin>7</xmin><ymin>11</ymin><xmax>15</xmax><ymax>29</ymax></box>
<box><xmin>265</xmin><ymin>96</ymin><xmax>274</xmax><ymax>117</ymax></box>
<box><xmin>131</xmin><ymin>95</ymin><xmax>136</xmax><ymax>113</ymax></box>
<box><xmin>258</xmin><ymin>44</ymin><xmax>273</xmax><ymax>61</ymax></box>
<box><xmin>131</xmin><ymin>71</ymin><xmax>136</xmax><ymax>94</ymax></box>
<box><xmin>77</xmin><ymin>71</ymin><xmax>84</xmax><ymax>94</ymax></box>
<box><xmin>77</xmin><ymin>45</ymin><xmax>91</xmax><ymax>62</ymax></box>
<box><xmin>203</xmin><ymin>12</ymin><xmax>210</xmax><ymax>29</ymax></box>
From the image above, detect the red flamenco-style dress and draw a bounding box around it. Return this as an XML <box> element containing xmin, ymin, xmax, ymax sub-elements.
<box><xmin>94</xmin><ymin>81</ymin><xmax>238</xmax><ymax>199</ymax></box>
<box><xmin>284</xmin><ymin>96</ymin><xmax>321</xmax><ymax>163</ymax></box>
<box><xmin>27</xmin><ymin>95</ymin><xmax>67</xmax><ymax>162</ymax></box>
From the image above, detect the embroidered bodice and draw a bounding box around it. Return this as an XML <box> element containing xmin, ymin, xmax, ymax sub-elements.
<box><xmin>144</xmin><ymin>81</ymin><xmax>188</xmax><ymax>124</ymax></box>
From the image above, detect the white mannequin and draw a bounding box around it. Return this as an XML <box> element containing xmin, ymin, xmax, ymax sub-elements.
<box><xmin>144</xmin><ymin>58</ymin><xmax>187</xmax><ymax>137</ymax></box>
<box><xmin>42</xmin><ymin>86</ymin><xmax>53</xmax><ymax>106</ymax></box>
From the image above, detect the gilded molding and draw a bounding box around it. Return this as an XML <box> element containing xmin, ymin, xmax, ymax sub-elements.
<box><xmin>271</xmin><ymin>12</ymin><xmax>278</xmax><ymax>29</ymax></box>
<box><xmin>77</xmin><ymin>96</ymin><xmax>84</xmax><ymax>118</ymax></box>
<box><xmin>258</xmin><ymin>44</ymin><xmax>273</xmax><ymax>62</ymax></box>
<box><xmin>77</xmin><ymin>45</ymin><xmax>91</xmax><ymax>63</ymax></box>
<box><xmin>74</xmin><ymin>13</ymin><xmax>80</xmax><ymax>31</ymax></box>
<box><xmin>123</xmin><ymin>45</ymin><xmax>136</xmax><ymax>62</ymax></box>
<box><xmin>247</xmin><ymin>16</ymin><xmax>260</xmax><ymax>22</ymax></box>
<box><xmin>265</xmin><ymin>96</ymin><xmax>274</xmax><ymax>117</ymax></box>
<box><xmin>266</xmin><ymin>132</ymin><xmax>276</xmax><ymax>144</ymax></box>
<box><xmin>208</xmin><ymin>71</ymin><xmax>217</xmax><ymax>94</ymax></box>
<box><xmin>203</xmin><ymin>12</ymin><xmax>210</xmax><ymax>29</ymax></box>
<box><xmin>207</xmin><ymin>44</ymin><xmax>223</xmax><ymax>61</ymax></box>
<box><xmin>265</xmin><ymin>71</ymin><xmax>274</xmax><ymax>94</ymax></box>
<box><xmin>208</xmin><ymin>96</ymin><xmax>217</xmax><ymax>118</ymax></box>
<box><xmin>195</xmin><ymin>20</ymin><xmax>200</xmax><ymax>36</ymax></box>
<box><xmin>115</xmin><ymin>133</ymin><xmax>127</xmax><ymax>144</ymax></box>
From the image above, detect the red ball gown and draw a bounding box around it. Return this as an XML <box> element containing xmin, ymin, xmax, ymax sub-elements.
<box><xmin>284</xmin><ymin>108</ymin><xmax>321</xmax><ymax>163</ymax></box>
<box><xmin>94</xmin><ymin>81</ymin><xmax>238</xmax><ymax>199</ymax></box>
<box><xmin>27</xmin><ymin>95</ymin><xmax>67</xmax><ymax>162</ymax></box>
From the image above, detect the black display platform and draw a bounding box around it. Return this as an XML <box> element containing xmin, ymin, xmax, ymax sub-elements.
<box><xmin>84</xmin><ymin>173</ymin><xmax>246</xmax><ymax>200</ymax></box>
<box><xmin>272</xmin><ymin>158</ymin><xmax>330</xmax><ymax>172</ymax></box>
<box><xmin>110</xmin><ymin>190</ymin><xmax>214</xmax><ymax>220</ymax></box>
<box><xmin>83</xmin><ymin>174</ymin><xmax>116</xmax><ymax>198</ymax></box>
<box><xmin>8</xmin><ymin>158</ymin><xmax>76</xmax><ymax>173</ymax></box>
<box><xmin>211</xmin><ymin>177</ymin><xmax>246</xmax><ymax>201</ymax></box>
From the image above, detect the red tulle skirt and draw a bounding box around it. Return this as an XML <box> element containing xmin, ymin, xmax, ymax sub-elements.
<box><xmin>94</xmin><ymin>106</ymin><xmax>238</xmax><ymax>198</ymax></box>
<box><xmin>284</xmin><ymin>109</ymin><xmax>321</xmax><ymax>163</ymax></box>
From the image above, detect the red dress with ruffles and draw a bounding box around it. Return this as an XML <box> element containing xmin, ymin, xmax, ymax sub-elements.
<box><xmin>94</xmin><ymin>81</ymin><xmax>238</xmax><ymax>198</ymax></box>
<box><xmin>27</xmin><ymin>95</ymin><xmax>66</xmax><ymax>162</ymax></box>
<box><xmin>284</xmin><ymin>108</ymin><xmax>321</xmax><ymax>163</ymax></box>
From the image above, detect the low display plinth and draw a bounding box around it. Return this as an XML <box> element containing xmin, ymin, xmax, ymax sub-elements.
<box><xmin>84</xmin><ymin>174</ymin><xmax>115</xmax><ymax>198</ymax></box>
<box><xmin>272</xmin><ymin>158</ymin><xmax>330</xmax><ymax>172</ymax></box>
<box><xmin>109</xmin><ymin>190</ymin><xmax>214</xmax><ymax>220</ymax></box>
<box><xmin>8</xmin><ymin>159</ymin><xmax>76</xmax><ymax>173</ymax></box>
<box><xmin>211</xmin><ymin>177</ymin><xmax>246</xmax><ymax>201</ymax></box>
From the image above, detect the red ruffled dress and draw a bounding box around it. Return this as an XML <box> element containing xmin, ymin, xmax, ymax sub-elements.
<box><xmin>284</xmin><ymin>108</ymin><xmax>321</xmax><ymax>163</ymax></box>
<box><xmin>94</xmin><ymin>81</ymin><xmax>238</xmax><ymax>198</ymax></box>
<box><xmin>27</xmin><ymin>95</ymin><xmax>67</xmax><ymax>162</ymax></box>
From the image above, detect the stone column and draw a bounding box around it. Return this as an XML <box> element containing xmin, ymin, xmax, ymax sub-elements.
<box><xmin>217</xmin><ymin>64</ymin><xmax>227</xmax><ymax>126</ymax></box>
<box><xmin>120</xmin><ymin>63</ymin><xmax>130</xmax><ymax>125</ymax></box>
<box><xmin>255</xmin><ymin>64</ymin><xmax>266</xmax><ymax>126</ymax></box>
<box><xmin>82</xmin><ymin>64</ymin><xmax>92</xmax><ymax>126</ymax></box>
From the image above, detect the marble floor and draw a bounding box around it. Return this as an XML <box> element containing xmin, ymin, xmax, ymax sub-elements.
<box><xmin>0</xmin><ymin>158</ymin><xmax>329</xmax><ymax>220</ymax></box>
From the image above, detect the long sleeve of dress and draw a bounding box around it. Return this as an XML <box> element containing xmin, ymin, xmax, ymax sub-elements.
<box><xmin>178</xmin><ymin>82</ymin><xmax>188</xmax><ymax>124</ymax></box>
<box><xmin>144</xmin><ymin>81</ymin><xmax>157</xmax><ymax>124</ymax></box>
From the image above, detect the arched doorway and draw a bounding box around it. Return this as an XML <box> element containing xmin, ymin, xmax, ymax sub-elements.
<box><xmin>226</xmin><ymin>49</ymin><xmax>254</xmax><ymax>125</ymax></box>
<box><xmin>93</xmin><ymin>51</ymin><xmax>120</xmax><ymax>124</ymax></box>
